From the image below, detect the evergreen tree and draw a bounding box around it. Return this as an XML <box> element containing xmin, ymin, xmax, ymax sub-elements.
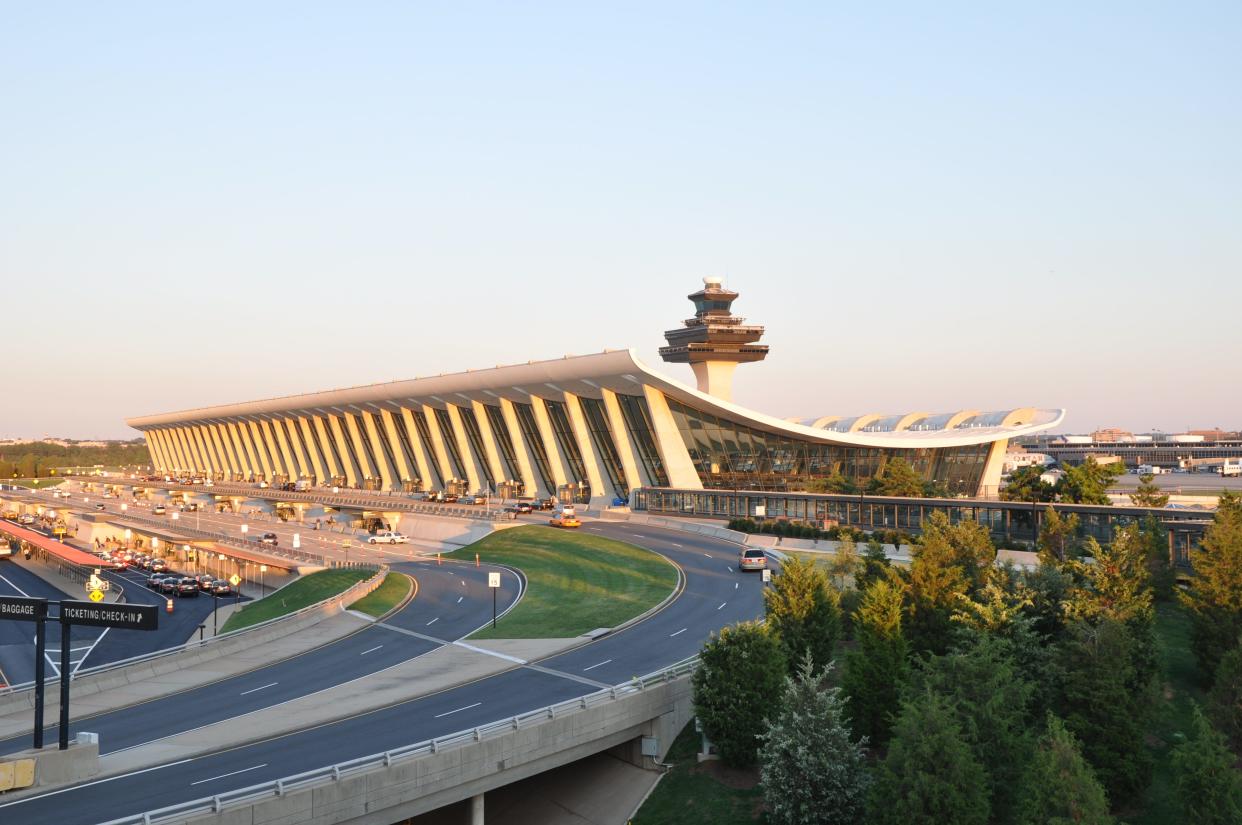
<box><xmin>1053</xmin><ymin>619</ymin><xmax>1152</xmax><ymax>799</ymax></box>
<box><xmin>906</xmin><ymin>511</ymin><xmax>994</xmax><ymax>655</ymax></box>
<box><xmin>843</xmin><ymin>575</ymin><xmax>908</xmax><ymax>746</ymax></box>
<box><xmin>1056</xmin><ymin>457</ymin><xmax>1125</xmax><ymax>505</ymax></box>
<box><xmin>1038</xmin><ymin>506</ymin><xmax>1081</xmax><ymax>565</ymax></box>
<box><xmin>1014</xmin><ymin>713</ymin><xmax>1112</xmax><ymax>825</ymax></box>
<box><xmin>759</xmin><ymin>654</ymin><xmax>870</xmax><ymax>825</ymax></box>
<box><xmin>1207</xmin><ymin>639</ymin><xmax>1242</xmax><ymax>754</ymax></box>
<box><xmin>1021</xmin><ymin>561</ymin><xmax>1074</xmax><ymax>641</ymax></box>
<box><xmin>910</xmin><ymin>634</ymin><xmax>1034</xmax><ymax>822</ymax></box>
<box><xmin>691</xmin><ymin>621</ymin><xmax>786</xmax><ymax>767</ymax></box>
<box><xmin>1140</xmin><ymin>515</ymin><xmax>1176</xmax><ymax>602</ymax></box>
<box><xmin>1129</xmin><ymin>473</ymin><xmax>1170</xmax><ymax>507</ymax></box>
<box><xmin>868</xmin><ymin>689</ymin><xmax>990</xmax><ymax>825</ymax></box>
<box><xmin>1180</xmin><ymin>491</ymin><xmax>1242</xmax><ymax>682</ymax></box>
<box><xmin>764</xmin><ymin>555</ymin><xmax>841</xmax><ymax>674</ymax></box>
<box><xmin>1171</xmin><ymin>705</ymin><xmax>1242</xmax><ymax>825</ymax></box>
<box><xmin>858</xmin><ymin>537</ymin><xmax>890</xmax><ymax>591</ymax></box>
<box><xmin>867</xmin><ymin>457</ymin><xmax>925</xmax><ymax>497</ymax></box>
<box><xmin>827</xmin><ymin>533</ymin><xmax>861</xmax><ymax>590</ymax></box>
<box><xmin>1001</xmin><ymin>464</ymin><xmax>1058</xmax><ymax>503</ymax></box>
<box><xmin>806</xmin><ymin>472</ymin><xmax>858</xmax><ymax>494</ymax></box>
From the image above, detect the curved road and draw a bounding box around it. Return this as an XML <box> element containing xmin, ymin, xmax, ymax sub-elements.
<box><xmin>0</xmin><ymin>523</ymin><xmax>764</xmax><ymax>824</ymax></box>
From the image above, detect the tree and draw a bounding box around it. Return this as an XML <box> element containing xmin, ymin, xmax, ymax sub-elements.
<box><xmin>1140</xmin><ymin>515</ymin><xmax>1176</xmax><ymax>602</ymax></box>
<box><xmin>1130</xmin><ymin>473</ymin><xmax>1170</xmax><ymax>507</ymax></box>
<box><xmin>843</xmin><ymin>575</ymin><xmax>908</xmax><ymax>745</ymax></box>
<box><xmin>806</xmin><ymin>472</ymin><xmax>857</xmax><ymax>494</ymax></box>
<box><xmin>691</xmin><ymin>621</ymin><xmax>786</xmax><ymax>767</ymax></box>
<box><xmin>1207</xmin><ymin>639</ymin><xmax>1242</xmax><ymax>754</ymax></box>
<box><xmin>1002</xmin><ymin>465</ymin><xmax>1057</xmax><ymax>502</ymax></box>
<box><xmin>1038</xmin><ymin>507</ymin><xmax>1081</xmax><ymax>565</ymax></box>
<box><xmin>764</xmin><ymin>556</ymin><xmax>841</xmax><ymax>674</ymax></box>
<box><xmin>867</xmin><ymin>457</ymin><xmax>925</xmax><ymax>498</ymax></box>
<box><xmin>1014</xmin><ymin>713</ymin><xmax>1112</xmax><ymax>825</ymax></box>
<box><xmin>827</xmin><ymin>533</ymin><xmax>861</xmax><ymax>590</ymax></box>
<box><xmin>906</xmin><ymin>511</ymin><xmax>995</xmax><ymax>655</ymax></box>
<box><xmin>1181</xmin><ymin>491</ymin><xmax>1242</xmax><ymax>682</ymax></box>
<box><xmin>1171</xmin><ymin>705</ymin><xmax>1242</xmax><ymax>825</ymax></box>
<box><xmin>857</xmin><ymin>537</ymin><xmax>890</xmax><ymax>591</ymax></box>
<box><xmin>1056</xmin><ymin>457</ymin><xmax>1125</xmax><ymax>505</ymax></box>
<box><xmin>759</xmin><ymin>654</ymin><xmax>870</xmax><ymax>825</ymax></box>
<box><xmin>868</xmin><ymin>689</ymin><xmax>991</xmax><ymax>825</ymax></box>
<box><xmin>910</xmin><ymin>634</ymin><xmax>1034</xmax><ymax>822</ymax></box>
<box><xmin>1053</xmin><ymin>619</ymin><xmax>1152</xmax><ymax>799</ymax></box>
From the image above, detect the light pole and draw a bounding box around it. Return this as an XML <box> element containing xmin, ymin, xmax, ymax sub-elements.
<box><xmin>240</xmin><ymin>523</ymin><xmax>248</xmax><ymax>543</ymax></box>
<box><xmin>259</xmin><ymin>564</ymin><xmax>267</xmax><ymax>594</ymax></box>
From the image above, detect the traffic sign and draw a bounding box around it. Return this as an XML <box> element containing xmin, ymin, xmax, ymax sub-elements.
<box><xmin>762</xmin><ymin>568</ymin><xmax>772</xmax><ymax>583</ymax></box>
<box><xmin>59</xmin><ymin>600</ymin><xmax>159</xmax><ymax>631</ymax></box>
<box><xmin>88</xmin><ymin>589</ymin><xmax>105</xmax><ymax>603</ymax></box>
<box><xmin>0</xmin><ymin>596</ymin><xmax>48</xmax><ymax>623</ymax></box>
<box><xmin>85</xmin><ymin>575</ymin><xmax>110</xmax><ymax>592</ymax></box>
<box><xmin>229</xmin><ymin>574</ymin><xmax>241</xmax><ymax>587</ymax></box>
<box><xmin>488</xmin><ymin>572</ymin><xmax>501</xmax><ymax>588</ymax></box>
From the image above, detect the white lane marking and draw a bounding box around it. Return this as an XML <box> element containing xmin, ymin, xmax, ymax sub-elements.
<box><xmin>71</xmin><ymin>628</ymin><xmax>110</xmax><ymax>675</ymax></box>
<box><xmin>190</xmin><ymin>763</ymin><xmax>268</xmax><ymax>786</ymax></box>
<box><xmin>582</xmin><ymin>659</ymin><xmax>612</xmax><ymax>672</ymax></box>
<box><xmin>669</xmin><ymin>628</ymin><xmax>687</xmax><ymax>637</ymax></box>
<box><xmin>434</xmin><ymin>701</ymin><xmax>482</xmax><ymax>719</ymax></box>
<box><xmin>461</xmin><ymin>580</ymin><xmax>466</xmax><ymax>586</ymax></box>
<box><xmin>727</xmin><ymin>566</ymin><xmax>733</xmax><ymax>572</ymax></box>
<box><xmin>0</xmin><ymin>758</ymin><xmax>194</xmax><ymax>804</ymax></box>
<box><xmin>734</xmin><ymin>582</ymin><xmax>739</xmax><ymax>590</ymax></box>
<box><xmin>426</xmin><ymin>617</ymin><xmax>439</xmax><ymax>626</ymax></box>
<box><xmin>359</xmin><ymin>645</ymin><xmax>383</xmax><ymax>656</ymax></box>
<box><xmin>456</xmin><ymin>596</ymin><xmax>464</xmax><ymax>604</ymax></box>
<box><xmin>0</xmin><ymin>573</ymin><xmax>31</xmax><ymax>597</ymax></box>
<box><xmin>702</xmin><ymin>552</ymin><xmax>711</xmax><ymax>557</ymax></box>
<box><xmin>670</xmin><ymin>542</ymin><xmax>683</xmax><ymax>547</ymax></box>
<box><xmin>239</xmin><ymin>681</ymin><xmax>278</xmax><ymax>696</ymax></box>
<box><xmin>717</xmin><ymin>602</ymin><xmax>727</xmax><ymax>610</ymax></box>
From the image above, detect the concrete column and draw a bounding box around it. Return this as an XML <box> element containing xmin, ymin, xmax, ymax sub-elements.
<box><xmin>602</xmin><ymin>388</ymin><xmax>648</xmax><ymax>491</ymax></box>
<box><xmin>499</xmin><ymin>398</ymin><xmax>545</xmax><ymax>498</ymax></box>
<box><xmin>260</xmin><ymin>419</ymin><xmax>292</xmax><ymax>480</ymax></box>
<box><xmin>246</xmin><ymin>420</ymin><xmax>276</xmax><ymax>480</ymax></box>
<box><xmin>148</xmin><ymin>429</ymin><xmax>172</xmax><ymax>472</ymax></box>
<box><xmin>470</xmin><ymin>401</ymin><xmax>508</xmax><ymax>489</ymax></box>
<box><xmin>444</xmin><ymin>404</ymin><xmax>484</xmax><ymax>494</ymax></box>
<box><xmin>420</xmin><ymin>404</ymin><xmax>457</xmax><ymax>489</ymax></box>
<box><xmin>563</xmin><ymin>392</ymin><xmax>610</xmax><ymax>506</ymax></box>
<box><xmin>312</xmin><ymin>415</ymin><xmax>345</xmax><ymax>482</ymax></box>
<box><xmin>327</xmin><ymin>415</ymin><xmax>360</xmax><ymax>487</ymax></box>
<box><xmin>978</xmin><ymin>438</ymin><xmax>1008</xmax><ymax>499</ymax></box>
<box><xmin>297</xmin><ymin>417</ymin><xmax>329</xmax><ymax>483</ymax></box>
<box><xmin>470</xmin><ymin>792</ymin><xmax>484</xmax><ymax>825</ymax></box>
<box><xmin>142</xmin><ymin>432</ymin><xmax>165</xmax><ymax>472</ymax></box>
<box><xmin>267</xmin><ymin>418</ymin><xmax>298</xmax><ymax>480</ymax></box>
<box><xmin>228</xmin><ymin>421</ymin><xmax>259</xmax><ymax>480</ymax></box>
<box><xmin>173</xmin><ymin>427</ymin><xmax>199</xmax><ymax>474</ymax></box>
<box><xmin>361</xmin><ymin>411</ymin><xmax>398</xmax><ymax>491</ymax></box>
<box><xmin>200</xmin><ymin>424</ymin><xmax>227</xmax><ymax>477</ymax></box>
<box><xmin>281</xmin><ymin>417</ymin><xmax>313</xmax><ymax>481</ymax></box>
<box><xmin>379</xmin><ymin>409</ymin><xmax>415</xmax><ymax>485</ymax></box>
<box><xmin>529</xmin><ymin>397</ymin><xmax>570</xmax><ymax>489</ymax></box>
<box><xmin>343</xmin><ymin>413</ymin><xmax>379</xmax><ymax>487</ymax></box>
<box><xmin>399</xmin><ymin>407</ymin><xmax>437</xmax><ymax>491</ymax></box>
<box><xmin>209</xmin><ymin>424</ymin><xmax>240</xmax><ymax>479</ymax></box>
<box><xmin>642</xmin><ymin>386</ymin><xmax>702</xmax><ymax>489</ymax></box>
<box><xmin>191</xmin><ymin>426</ymin><xmax>218</xmax><ymax>477</ymax></box>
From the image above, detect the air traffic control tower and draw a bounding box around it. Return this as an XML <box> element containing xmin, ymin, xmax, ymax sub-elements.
<box><xmin>659</xmin><ymin>277</ymin><xmax>769</xmax><ymax>402</ymax></box>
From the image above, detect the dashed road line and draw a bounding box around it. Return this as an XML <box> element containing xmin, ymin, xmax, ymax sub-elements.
<box><xmin>426</xmin><ymin>617</ymin><xmax>439</xmax><ymax>626</ymax></box>
<box><xmin>190</xmin><ymin>764</ymin><xmax>267</xmax><ymax>786</ymax></box>
<box><xmin>582</xmin><ymin>659</ymin><xmax>612</xmax><ymax>672</ymax></box>
<box><xmin>239</xmin><ymin>682</ymin><xmax>278</xmax><ymax>696</ymax></box>
<box><xmin>434</xmin><ymin>702</ymin><xmax>482</xmax><ymax>719</ymax></box>
<box><xmin>669</xmin><ymin>628</ymin><xmax>687</xmax><ymax>637</ymax></box>
<box><xmin>717</xmin><ymin>602</ymin><xmax>727</xmax><ymax>610</ymax></box>
<box><xmin>456</xmin><ymin>596</ymin><xmax>463</xmax><ymax>604</ymax></box>
<box><xmin>359</xmin><ymin>645</ymin><xmax>383</xmax><ymax>656</ymax></box>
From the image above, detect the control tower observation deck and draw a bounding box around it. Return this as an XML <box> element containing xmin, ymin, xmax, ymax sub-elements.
<box><xmin>659</xmin><ymin>277</ymin><xmax>769</xmax><ymax>402</ymax></box>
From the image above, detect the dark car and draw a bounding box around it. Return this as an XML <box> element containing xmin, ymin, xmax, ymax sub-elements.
<box><xmin>150</xmin><ymin>559</ymin><xmax>168</xmax><ymax>573</ymax></box>
<box><xmin>159</xmin><ymin>577</ymin><xmax>180</xmax><ymax>594</ymax></box>
<box><xmin>260</xmin><ymin>532</ymin><xmax>278</xmax><ymax>546</ymax></box>
<box><xmin>194</xmin><ymin>574</ymin><xmax>215</xmax><ymax>591</ymax></box>
<box><xmin>535</xmin><ymin>498</ymin><xmax>556</xmax><ymax>511</ymax></box>
<box><xmin>511</xmin><ymin>501</ymin><xmax>534</xmax><ymax>514</ymax></box>
<box><xmin>209</xmin><ymin>580</ymin><xmax>233</xmax><ymax>596</ymax></box>
<box><xmin>147</xmin><ymin>573</ymin><xmax>170</xmax><ymax>589</ymax></box>
<box><xmin>175</xmin><ymin>577</ymin><xmax>199</xmax><ymax>597</ymax></box>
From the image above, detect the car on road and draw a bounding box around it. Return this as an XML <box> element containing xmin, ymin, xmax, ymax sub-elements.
<box><xmin>94</xmin><ymin>503</ymin><xmax>106</xmax><ymax>511</ymax></box>
<box><xmin>260</xmin><ymin>532</ymin><xmax>279</xmax><ymax>546</ymax></box>
<box><xmin>367</xmin><ymin>531</ymin><xmax>409</xmax><ymax>545</ymax></box>
<box><xmin>150</xmin><ymin>558</ymin><xmax>168</xmax><ymax>573</ymax></box>
<box><xmin>152</xmin><ymin>504</ymin><xmax>166</xmax><ymax>515</ymax></box>
<box><xmin>549</xmin><ymin>513</ymin><xmax>581</xmax><ymax>528</ymax></box>
<box><xmin>194</xmin><ymin>574</ymin><xmax>215</xmax><ymax>591</ymax></box>
<box><xmin>176</xmin><ymin>577</ymin><xmax>200</xmax><ymax>597</ymax></box>
<box><xmin>209</xmin><ymin>580</ymin><xmax>232</xmax><ymax>596</ymax></box>
<box><xmin>738</xmin><ymin>548</ymin><xmax>767</xmax><ymax>571</ymax></box>
<box><xmin>505</xmin><ymin>502</ymin><xmax>533</xmax><ymax>515</ymax></box>
<box><xmin>147</xmin><ymin>573</ymin><xmax>170</xmax><ymax>589</ymax></box>
<box><xmin>159</xmin><ymin>576</ymin><xmax>180</xmax><ymax>594</ymax></box>
<box><xmin>18</xmin><ymin>513</ymin><xmax>35</xmax><ymax>525</ymax></box>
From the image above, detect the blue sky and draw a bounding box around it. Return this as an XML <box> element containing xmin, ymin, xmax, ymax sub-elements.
<box><xmin>2</xmin><ymin>2</ymin><xmax>1239</xmax><ymax>439</ymax></box>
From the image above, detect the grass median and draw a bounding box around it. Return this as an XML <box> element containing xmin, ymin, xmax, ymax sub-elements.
<box><xmin>348</xmin><ymin>572</ymin><xmax>413</xmax><ymax>618</ymax></box>
<box><xmin>10</xmin><ymin>478</ymin><xmax>65</xmax><ymax>489</ymax></box>
<box><xmin>220</xmin><ymin>568</ymin><xmax>375</xmax><ymax>633</ymax></box>
<box><xmin>451</xmin><ymin>525</ymin><xmax>678</xmax><ymax>639</ymax></box>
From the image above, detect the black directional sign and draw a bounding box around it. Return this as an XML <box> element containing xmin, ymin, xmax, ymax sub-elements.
<box><xmin>0</xmin><ymin>595</ymin><xmax>47</xmax><ymax>622</ymax></box>
<box><xmin>58</xmin><ymin>600</ymin><xmax>159</xmax><ymax>631</ymax></box>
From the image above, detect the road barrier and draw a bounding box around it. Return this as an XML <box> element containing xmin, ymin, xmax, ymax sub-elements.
<box><xmin>95</xmin><ymin>657</ymin><xmax>699</xmax><ymax>825</ymax></box>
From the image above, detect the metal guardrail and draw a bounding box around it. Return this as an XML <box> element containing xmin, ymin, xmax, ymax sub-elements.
<box><xmin>96</xmin><ymin>657</ymin><xmax>699</xmax><ymax>825</ymax></box>
<box><xmin>0</xmin><ymin>565</ymin><xmax>387</xmax><ymax>697</ymax></box>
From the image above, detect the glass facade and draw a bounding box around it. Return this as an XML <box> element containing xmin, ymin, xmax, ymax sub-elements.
<box><xmin>411</xmin><ymin>410</ymin><xmax>444</xmax><ymax>488</ymax></box>
<box><xmin>514</xmin><ymin>402</ymin><xmax>554</xmax><ymax>494</ymax></box>
<box><xmin>616</xmin><ymin>393</ymin><xmax>669</xmax><ymax>487</ymax></box>
<box><xmin>350</xmin><ymin>413</ymin><xmax>381</xmax><ymax>480</ymax></box>
<box><xmin>434</xmin><ymin>407</ymin><xmax>467</xmax><ymax>481</ymax></box>
<box><xmin>456</xmin><ymin>406</ymin><xmax>495</xmax><ymax>487</ymax></box>
<box><xmin>666</xmin><ymin>399</ymin><xmax>991</xmax><ymax>494</ymax></box>
<box><xmin>391</xmin><ymin>413</ymin><xmax>422</xmax><ymax>487</ymax></box>
<box><xmin>578</xmin><ymin>397</ymin><xmax>626</xmax><ymax>498</ymax></box>
<box><xmin>330</xmin><ymin>415</ymin><xmax>363</xmax><ymax>478</ymax></box>
<box><xmin>483</xmin><ymin>404</ymin><xmax>523</xmax><ymax>484</ymax></box>
<box><xmin>368</xmin><ymin>413</ymin><xmax>401</xmax><ymax>479</ymax></box>
<box><xmin>543</xmin><ymin>399</ymin><xmax>591</xmax><ymax>503</ymax></box>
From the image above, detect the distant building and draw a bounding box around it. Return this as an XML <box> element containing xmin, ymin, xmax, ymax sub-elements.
<box><xmin>1003</xmin><ymin>449</ymin><xmax>1053</xmax><ymax>474</ymax></box>
<box><xmin>1091</xmin><ymin>428</ymin><xmax>1133</xmax><ymax>443</ymax></box>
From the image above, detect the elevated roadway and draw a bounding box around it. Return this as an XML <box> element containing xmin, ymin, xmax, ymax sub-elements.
<box><xmin>0</xmin><ymin>522</ymin><xmax>764</xmax><ymax>824</ymax></box>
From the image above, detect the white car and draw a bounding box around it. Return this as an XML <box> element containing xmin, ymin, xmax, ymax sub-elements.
<box><xmin>367</xmin><ymin>531</ymin><xmax>409</xmax><ymax>545</ymax></box>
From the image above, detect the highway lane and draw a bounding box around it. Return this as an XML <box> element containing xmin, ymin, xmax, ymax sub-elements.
<box><xmin>0</xmin><ymin>561</ymin><xmax>105</xmax><ymax>688</ymax></box>
<box><xmin>0</xmin><ymin>525</ymin><xmax>762</xmax><ymax>824</ymax></box>
<box><xmin>0</xmin><ymin>560</ymin><xmax>517</xmax><ymax>755</ymax></box>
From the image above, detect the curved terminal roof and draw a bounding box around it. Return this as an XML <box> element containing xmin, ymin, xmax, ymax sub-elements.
<box><xmin>127</xmin><ymin>349</ymin><xmax>1064</xmax><ymax>449</ymax></box>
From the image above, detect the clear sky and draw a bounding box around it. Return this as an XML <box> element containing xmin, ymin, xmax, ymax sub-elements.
<box><xmin>2</xmin><ymin>2</ymin><xmax>1239</xmax><ymax>440</ymax></box>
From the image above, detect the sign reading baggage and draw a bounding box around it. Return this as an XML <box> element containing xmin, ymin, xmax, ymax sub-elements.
<box><xmin>0</xmin><ymin>596</ymin><xmax>47</xmax><ymax>622</ymax></box>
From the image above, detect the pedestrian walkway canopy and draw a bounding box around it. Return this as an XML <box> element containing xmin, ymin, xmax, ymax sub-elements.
<box><xmin>0</xmin><ymin>520</ymin><xmax>102</xmax><ymax>566</ymax></box>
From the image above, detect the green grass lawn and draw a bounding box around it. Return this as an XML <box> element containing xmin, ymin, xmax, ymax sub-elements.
<box><xmin>632</xmin><ymin>721</ymin><xmax>763</xmax><ymax>825</ymax></box>
<box><xmin>348</xmin><ymin>572</ymin><xmax>413</xmax><ymax>618</ymax></box>
<box><xmin>7</xmin><ymin>478</ymin><xmax>65</xmax><ymax>489</ymax></box>
<box><xmin>1132</xmin><ymin>603</ymin><xmax>1205</xmax><ymax>825</ymax></box>
<box><xmin>220</xmin><ymin>568</ymin><xmax>375</xmax><ymax>633</ymax></box>
<box><xmin>449</xmin><ymin>525</ymin><xmax>678</xmax><ymax>639</ymax></box>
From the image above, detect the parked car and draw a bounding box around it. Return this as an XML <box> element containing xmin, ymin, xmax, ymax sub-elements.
<box><xmin>159</xmin><ymin>577</ymin><xmax>180</xmax><ymax>593</ymax></box>
<box><xmin>367</xmin><ymin>531</ymin><xmax>409</xmax><ymax>545</ymax></box>
<box><xmin>175</xmin><ymin>577</ymin><xmax>200</xmax><ymax>597</ymax></box>
<box><xmin>209</xmin><ymin>580</ymin><xmax>233</xmax><ymax>596</ymax></box>
<box><xmin>194</xmin><ymin>574</ymin><xmax>215</xmax><ymax>591</ymax></box>
<box><xmin>260</xmin><ymin>532</ymin><xmax>279</xmax><ymax>546</ymax></box>
<box><xmin>738</xmin><ymin>548</ymin><xmax>767</xmax><ymax>571</ymax></box>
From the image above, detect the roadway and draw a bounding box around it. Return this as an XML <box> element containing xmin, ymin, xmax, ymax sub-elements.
<box><xmin>0</xmin><ymin>523</ymin><xmax>765</xmax><ymax>825</ymax></box>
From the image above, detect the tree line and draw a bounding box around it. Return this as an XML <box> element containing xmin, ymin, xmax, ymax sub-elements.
<box><xmin>0</xmin><ymin>441</ymin><xmax>151</xmax><ymax>479</ymax></box>
<box><xmin>691</xmin><ymin>493</ymin><xmax>1242</xmax><ymax>824</ymax></box>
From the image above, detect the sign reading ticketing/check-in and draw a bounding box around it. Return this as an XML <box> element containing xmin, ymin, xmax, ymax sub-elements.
<box><xmin>59</xmin><ymin>601</ymin><xmax>159</xmax><ymax>631</ymax></box>
<box><xmin>0</xmin><ymin>595</ymin><xmax>48</xmax><ymax>622</ymax></box>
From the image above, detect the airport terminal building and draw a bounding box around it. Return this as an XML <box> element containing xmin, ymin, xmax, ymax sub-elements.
<box><xmin>127</xmin><ymin>281</ymin><xmax>1063</xmax><ymax>505</ymax></box>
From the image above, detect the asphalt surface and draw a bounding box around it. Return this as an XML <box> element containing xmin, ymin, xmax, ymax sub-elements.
<box><xmin>0</xmin><ymin>523</ymin><xmax>763</xmax><ymax>825</ymax></box>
